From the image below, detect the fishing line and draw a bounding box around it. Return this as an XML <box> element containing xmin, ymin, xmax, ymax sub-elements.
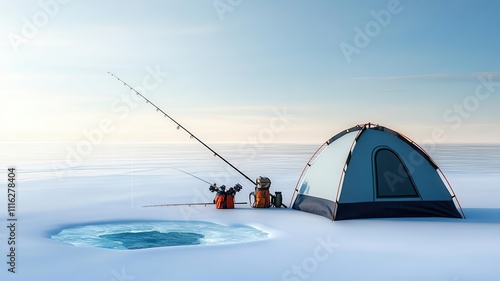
<box><xmin>169</xmin><ymin>167</ymin><xmax>212</xmax><ymax>185</ymax></box>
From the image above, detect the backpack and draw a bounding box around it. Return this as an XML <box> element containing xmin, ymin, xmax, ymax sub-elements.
<box><xmin>251</xmin><ymin>176</ymin><xmax>271</xmax><ymax>208</ymax></box>
<box><xmin>215</xmin><ymin>192</ymin><xmax>235</xmax><ymax>209</ymax></box>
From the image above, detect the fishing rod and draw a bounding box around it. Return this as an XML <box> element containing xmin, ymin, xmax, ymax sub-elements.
<box><xmin>108</xmin><ymin>72</ymin><xmax>257</xmax><ymax>186</ymax></box>
<box><xmin>109</xmin><ymin>72</ymin><xmax>287</xmax><ymax>208</ymax></box>
<box><xmin>143</xmin><ymin>202</ymin><xmax>247</xmax><ymax>208</ymax></box>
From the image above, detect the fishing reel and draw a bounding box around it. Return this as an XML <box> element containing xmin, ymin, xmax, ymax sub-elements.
<box><xmin>209</xmin><ymin>183</ymin><xmax>242</xmax><ymax>196</ymax></box>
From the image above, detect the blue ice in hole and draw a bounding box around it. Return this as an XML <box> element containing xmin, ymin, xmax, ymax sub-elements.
<box><xmin>51</xmin><ymin>221</ymin><xmax>268</xmax><ymax>250</ymax></box>
<box><xmin>100</xmin><ymin>231</ymin><xmax>204</xmax><ymax>249</ymax></box>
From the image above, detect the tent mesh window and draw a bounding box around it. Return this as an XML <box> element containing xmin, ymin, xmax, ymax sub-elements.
<box><xmin>374</xmin><ymin>148</ymin><xmax>419</xmax><ymax>198</ymax></box>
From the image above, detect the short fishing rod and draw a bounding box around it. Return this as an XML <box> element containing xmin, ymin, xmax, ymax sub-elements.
<box><xmin>143</xmin><ymin>202</ymin><xmax>247</xmax><ymax>208</ymax></box>
<box><xmin>108</xmin><ymin>72</ymin><xmax>256</xmax><ymax>186</ymax></box>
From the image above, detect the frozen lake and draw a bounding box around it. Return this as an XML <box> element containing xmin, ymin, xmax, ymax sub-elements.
<box><xmin>1</xmin><ymin>142</ymin><xmax>500</xmax><ymax>280</ymax></box>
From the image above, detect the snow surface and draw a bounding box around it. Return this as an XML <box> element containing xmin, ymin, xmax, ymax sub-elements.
<box><xmin>1</xmin><ymin>143</ymin><xmax>500</xmax><ymax>281</ymax></box>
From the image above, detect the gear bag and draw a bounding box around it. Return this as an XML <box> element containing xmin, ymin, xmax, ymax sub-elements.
<box><xmin>251</xmin><ymin>176</ymin><xmax>271</xmax><ymax>208</ymax></box>
<box><xmin>215</xmin><ymin>192</ymin><xmax>235</xmax><ymax>209</ymax></box>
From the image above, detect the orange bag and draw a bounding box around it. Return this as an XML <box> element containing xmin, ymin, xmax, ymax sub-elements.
<box><xmin>215</xmin><ymin>194</ymin><xmax>235</xmax><ymax>209</ymax></box>
<box><xmin>251</xmin><ymin>176</ymin><xmax>271</xmax><ymax>208</ymax></box>
<box><xmin>215</xmin><ymin>194</ymin><xmax>225</xmax><ymax>209</ymax></box>
<box><xmin>253</xmin><ymin>189</ymin><xmax>271</xmax><ymax>208</ymax></box>
<box><xmin>225</xmin><ymin>194</ymin><xmax>235</xmax><ymax>209</ymax></box>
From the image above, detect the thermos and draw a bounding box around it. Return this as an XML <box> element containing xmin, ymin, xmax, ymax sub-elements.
<box><xmin>274</xmin><ymin>192</ymin><xmax>283</xmax><ymax>208</ymax></box>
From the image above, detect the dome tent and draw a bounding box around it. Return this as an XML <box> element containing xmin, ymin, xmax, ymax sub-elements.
<box><xmin>291</xmin><ymin>123</ymin><xmax>464</xmax><ymax>221</ymax></box>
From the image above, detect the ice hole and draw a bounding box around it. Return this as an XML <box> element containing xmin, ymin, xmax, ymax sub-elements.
<box><xmin>51</xmin><ymin>221</ymin><xmax>268</xmax><ymax>250</ymax></box>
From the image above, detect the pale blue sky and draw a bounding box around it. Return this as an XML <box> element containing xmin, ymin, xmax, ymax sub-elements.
<box><xmin>1</xmin><ymin>0</ymin><xmax>499</xmax><ymax>143</ymax></box>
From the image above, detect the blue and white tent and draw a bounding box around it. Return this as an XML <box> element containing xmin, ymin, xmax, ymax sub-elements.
<box><xmin>291</xmin><ymin>123</ymin><xmax>464</xmax><ymax>220</ymax></box>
